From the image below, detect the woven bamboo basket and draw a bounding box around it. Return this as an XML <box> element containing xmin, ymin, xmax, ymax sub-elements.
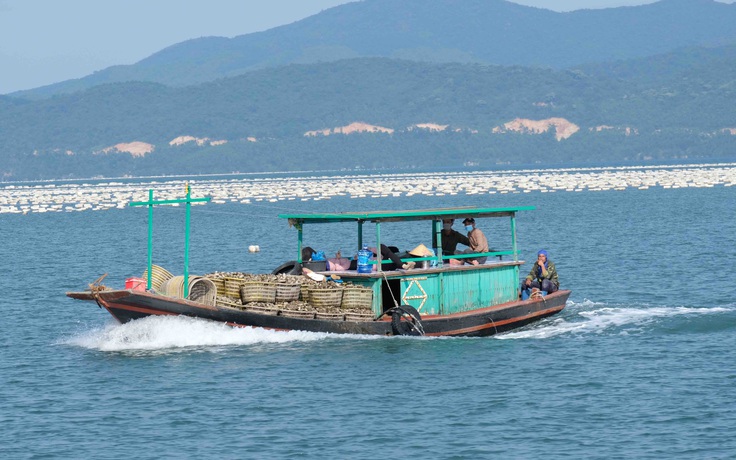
<box><xmin>188</xmin><ymin>277</ymin><xmax>217</xmax><ymax>306</ymax></box>
<box><xmin>160</xmin><ymin>275</ymin><xmax>185</xmax><ymax>298</ymax></box>
<box><xmin>141</xmin><ymin>265</ymin><xmax>174</xmax><ymax>292</ymax></box>
<box><xmin>244</xmin><ymin>304</ymin><xmax>279</xmax><ymax>315</ymax></box>
<box><xmin>341</xmin><ymin>287</ymin><xmax>373</xmax><ymax>309</ymax></box>
<box><xmin>216</xmin><ymin>298</ymin><xmax>241</xmax><ymax>309</ymax></box>
<box><xmin>223</xmin><ymin>277</ymin><xmax>244</xmax><ymax>299</ymax></box>
<box><xmin>300</xmin><ymin>284</ymin><xmax>310</xmax><ymax>302</ymax></box>
<box><xmin>308</xmin><ymin>287</ymin><xmax>343</xmax><ymax>307</ymax></box>
<box><xmin>315</xmin><ymin>311</ymin><xmax>346</xmax><ymax>321</ymax></box>
<box><xmin>159</xmin><ymin>276</ymin><xmax>217</xmax><ymax>306</ymax></box>
<box><xmin>344</xmin><ymin>312</ymin><xmax>374</xmax><ymax>322</ymax></box>
<box><xmin>240</xmin><ymin>282</ymin><xmax>277</xmax><ymax>304</ymax></box>
<box><xmin>275</xmin><ymin>283</ymin><xmax>301</xmax><ymax>302</ymax></box>
<box><xmin>206</xmin><ymin>277</ymin><xmax>226</xmax><ymax>296</ymax></box>
<box><xmin>279</xmin><ymin>309</ymin><xmax>317</xmax><ymax>319</ymax></box>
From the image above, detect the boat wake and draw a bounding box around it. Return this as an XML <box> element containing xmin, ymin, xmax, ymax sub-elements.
<box><xmin>65</xmin><ymin>315</ymin><xmax>361</xmax><ymax>353</ymax></box>
<box><xmin>497</xmin><ymin>299</ymin><xmax>734</xmax><ymax>340</ymax></box>
<box><xmin>64</xmin><ymin>300</ymin><xmax>735</xmax><ymax>351</ymax></box>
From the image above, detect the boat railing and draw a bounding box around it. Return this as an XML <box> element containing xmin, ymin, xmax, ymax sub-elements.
<box><xmin>372</xmin><ymin>249</ymin><xmax>515</xmax><ymax>267</ymax></box>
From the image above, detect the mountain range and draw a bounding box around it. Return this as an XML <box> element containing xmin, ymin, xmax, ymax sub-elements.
<box><xmin>1</xmin><ymin>0</ymin><xmax>735</xmax><ymax>180</ymax></box>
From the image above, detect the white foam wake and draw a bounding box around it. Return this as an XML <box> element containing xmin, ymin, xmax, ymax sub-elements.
<box><xmin>497</xmin><ymin>300</ymin><xmax>732</xmax><ymax>340</ymax></box>
<box><xmin>66</xmin><ymin>315</ymin><xmax>357</xmax><ymax>352</ymax></box>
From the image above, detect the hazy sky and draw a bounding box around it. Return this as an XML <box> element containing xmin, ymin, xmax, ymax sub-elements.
<box><xmin>0</xmin><ymin>0</ymin><xmax>734</xmax><ymax>94</ymax></box>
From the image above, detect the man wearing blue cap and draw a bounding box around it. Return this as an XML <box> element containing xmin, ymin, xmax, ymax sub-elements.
<box><xmin>522</xmin><ymin>250</ymin><xmax>559</xmax><ymax>297</ymax></box>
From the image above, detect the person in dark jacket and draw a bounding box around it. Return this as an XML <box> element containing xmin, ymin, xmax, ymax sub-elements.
<box><xmin>522</xmin><ymin>249</ymin><xmax>559</xmax><ymax>296</ymax></box>
<box><xmin>439</xmin><ymin>218</ymin><xmax>470</xmax><ymax>257</ymax></box>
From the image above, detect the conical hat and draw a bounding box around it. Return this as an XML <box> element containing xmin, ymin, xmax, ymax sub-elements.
<box><xmin>409</xmin><ymin>243</ymin><xmax>433</xmax><ymax>257</ymax></box>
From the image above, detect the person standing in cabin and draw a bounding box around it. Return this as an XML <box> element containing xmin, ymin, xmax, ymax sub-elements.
<box><xmin>522</xmin><ymin>250</ymin><xmax>559</xmax><ymax>295</ymax></box>
<box><xmin>439</xmin><ymin>218</ymin><xmax>470</xmax><ymax>257</ymax></box>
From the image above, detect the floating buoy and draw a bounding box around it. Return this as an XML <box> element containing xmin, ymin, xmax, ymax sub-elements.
<box><xmin>248</xmin><ymin>245</ymin><xmax>260</xmax><ymax>253</ymax></box>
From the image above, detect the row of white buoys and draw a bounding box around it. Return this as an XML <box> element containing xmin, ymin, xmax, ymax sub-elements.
<box><xmin>0</xmin><ymin>163</ymin><xmax>734</xmax><ymax>214</ymax></box>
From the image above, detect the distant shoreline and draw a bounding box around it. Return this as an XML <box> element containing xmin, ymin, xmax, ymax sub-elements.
<box><xmin>2</xmin><ymin>161</ymin><xmax>734</xmax><ymax>215</ymax></box>
<box><xmin>2</xmin><ymin>160</ymin><xmax>735</xmax><ymax>187</ymax></box>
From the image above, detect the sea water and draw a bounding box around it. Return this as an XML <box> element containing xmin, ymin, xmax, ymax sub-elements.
<box><xmin>1</xmin><ymin>174</ymin><xmax>735</xmax><ymax>458</ymax></box>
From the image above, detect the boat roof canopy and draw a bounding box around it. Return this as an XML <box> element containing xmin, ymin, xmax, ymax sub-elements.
<box><xmin>279</xmin><ymin>206</ymin><xmax>534</xmax><ymax>225</ymax></box>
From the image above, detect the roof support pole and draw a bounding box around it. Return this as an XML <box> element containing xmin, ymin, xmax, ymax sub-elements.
<box><xmin>297</xmin><ymin>223</ymin><xmax>303</xmax><ymax>263</ymax></box>
<box><xmin>146</xmin><ymin>189</ymin><xmax>154</xmax><ymax>290</ymax></box>
<box><xmin>432</xmin><ymin>219</ymin><xmax>443</xmax><ymax>267</ymax></box>
<box><xmin>375</xmin><ymin>222</ymin><xmax>382</xmax><ymax>272</ymax></box>
<box><xmin>358</xmin><ymin>221</ymin><xmax>363</xmax><ymax>250</ymax></box>
<box><xmin>511</xmin><ymin>213</ymin><xmax>518</xmax><ymax>261</ymax></box>
<box><xmin>183</xmin><ymin>185</ymin><xmax>192</xmax><ymax>297</ymax></box>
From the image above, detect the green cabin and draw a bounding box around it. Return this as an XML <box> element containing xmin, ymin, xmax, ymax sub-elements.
<box><xmin>279</xmin><ymin>206</ymin><xmax>533</xmax><ymax>317</ymax></box>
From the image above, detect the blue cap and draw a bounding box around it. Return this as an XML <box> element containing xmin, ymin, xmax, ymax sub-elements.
<box><xmin>538</xmin><ymin>250</ymin><xmax>548</xmax><ymax>257</ymax></box>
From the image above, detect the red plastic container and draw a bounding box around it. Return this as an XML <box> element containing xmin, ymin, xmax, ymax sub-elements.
<box><xmin>125</xmin><ymin>277</ymin><xmax>146</xmax><ymax>291</ymax></box>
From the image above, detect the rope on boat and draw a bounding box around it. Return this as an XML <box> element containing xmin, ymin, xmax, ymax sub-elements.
<box><xmin>375</xmin><ymin>271</ymin><xmax>425</xmax><ymax>336</ymax></box>
<box><xmin>88</xmin><ymin>273</ymin><xmax>109</xmax><ymax>293</ymax></box>
<box><xmin>88</xmin><ymin>273</ymin><xmax>109</xmax><ymax>309</ymax></box>
<box><xmin>488</xmin><ymin>313</ymin><xmax>498</xmax><ymax>335</ymax></box>
<box><xmin>529</xmin><ymin>288</ymin><xmax>549</xmax><ymax>314</ymax></box>
<box><xmin>530</xmin><ymin>289</ymin><xmax>546</xmax><ymax>300</ymax></box>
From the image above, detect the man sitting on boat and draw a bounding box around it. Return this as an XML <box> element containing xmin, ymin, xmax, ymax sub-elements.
<box><xmin>448</xmin><ymin>217</ymin><xmax>489</xmax><ymax>266</ymax></box>
<box><xmin>521</xmin><ymin>250</ymin><xmax>559</xmax><ymax>297</ymax></box>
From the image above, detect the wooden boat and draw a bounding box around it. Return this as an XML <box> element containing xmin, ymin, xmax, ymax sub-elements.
<box><xmin>67</xmin><ymin>191</ymin><xmax>569</xmax><ymax>337</ymax></box>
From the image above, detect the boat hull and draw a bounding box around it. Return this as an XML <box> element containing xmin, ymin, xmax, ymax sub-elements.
<box><xmin>67</xmin><ymin>289</ymin><xmax>571</xmax><ymax>337</ymax></box>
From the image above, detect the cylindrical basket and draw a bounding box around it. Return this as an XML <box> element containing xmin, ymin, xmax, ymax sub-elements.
<box><xmin>300</xmin><ymin>284</ymin><xmax>310</xmax><ymax>302</ymax></box>
<box><xmin>206</xmin><ymin>277</ymin><xmax>226</xmax><ymax>297</ymax></box>
<box><xmin>141</xmin><ymin>265</ymin><xmax>174</xmax><ymax>292</ymax></box>
<box><xmin>315</xmin><ymin>311</ymin><xmax>346</xmax><ymax>321</ymax></box>
<box><xmin>344</xmin><ymin>312</ymin><xmax>374</xmax><ymax>322</ymax></box>
<box><xmin>279</xmin><ymin>309</ymin><xmax>317</xmax><ymax>319</ymax></box>
<box><xmin>224</xmin><ymin>277</ymin><xmax>244</xmax><ymax>299</ymax></box>
<box><xmin>308</xmin><ymin>287</ymin><xmax>343</xmax><ymax>307</ymax></box>
<box><xmin>275</xmin><ymin>283</ymin><xmax>301</xmax><ymax>302</ymax></box>
<box><xmin>240</xmin><ymin>281</ymin><xmax>277</xmax><ymax>303</ymax></box>
<box><xmin>341</xmin><ymin>287</ymin><xmax>373</xmax><ymax>309</ymax></box>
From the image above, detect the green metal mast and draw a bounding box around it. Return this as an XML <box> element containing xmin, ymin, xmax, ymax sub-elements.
<box><xmin>129</xmin><ymin>184</ymin><xmax>210</xmax><ymax>297</ymax></box>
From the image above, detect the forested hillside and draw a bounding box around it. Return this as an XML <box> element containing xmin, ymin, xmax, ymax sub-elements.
<box><xmin>2</xmin><ymin>0</ymin><xmax>735</xmax><ymax>180</ymax></box>
<box><xmin>12</xmin><ymin>0</ymin><xmax>736</xmax><ymax>99</ymax></box>
<box><xmin>1</xmin><ymin>51</ymin><xmax>734</xmax><ymax>180</ymax></box>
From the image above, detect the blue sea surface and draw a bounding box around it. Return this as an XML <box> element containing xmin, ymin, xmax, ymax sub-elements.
<box><xmin>1</xmin><ymin>178</ymin><xmax>735</xmax><ymax>459</ymax></box>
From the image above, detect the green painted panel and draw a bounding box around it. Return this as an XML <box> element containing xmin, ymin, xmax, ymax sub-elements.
<box><xmin>327</xmin><ymin>264</ymin><xmax>520</xmax><ymax>317</ymax></box>
<box><xmin>398</xmin><ymin>273</ymin><xmax>441</xmax><ymax>316</ymax></box>
<box><xmin>441</xmin><ymin>265</ymin><xmax>520</xmax><ymax>314</ymax></box>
